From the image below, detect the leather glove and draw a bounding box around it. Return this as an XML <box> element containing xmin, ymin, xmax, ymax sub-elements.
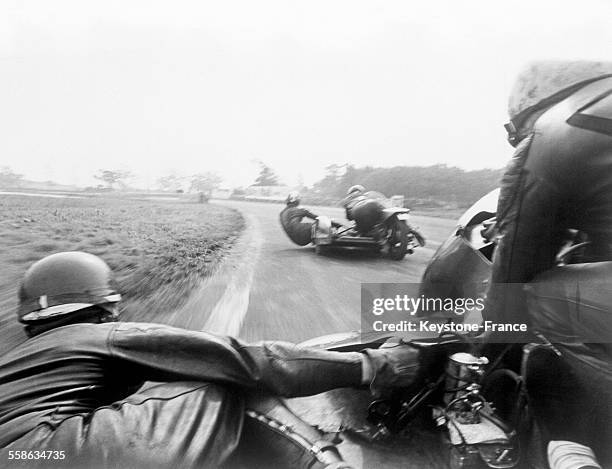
<box><xmin>362</xmin><ymin>344</ymin><xmax>420</xmax><ymax>397</ymax></box>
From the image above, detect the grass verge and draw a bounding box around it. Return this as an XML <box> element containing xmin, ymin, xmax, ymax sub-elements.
<box><xmin>0</xmin><ymin>194</ymin><xmax>244</xmax><ymax>351</ymax></box>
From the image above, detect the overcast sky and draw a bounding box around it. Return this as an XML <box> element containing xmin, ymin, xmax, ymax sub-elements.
<box><xmin>1</xmin><ymin>0</ymin><xmax>611</xmax><ymax>189</ymax></box>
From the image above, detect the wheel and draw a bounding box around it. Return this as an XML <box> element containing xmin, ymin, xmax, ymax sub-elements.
<box><xmin>387</xmin><ymin>220</ymin><xmax>409</xmax><ymax>260</ymax></box>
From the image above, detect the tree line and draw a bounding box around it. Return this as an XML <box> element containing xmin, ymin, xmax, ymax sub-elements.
<box><xmin>0</xmin><ymin>166</ymin><xmax>24</xmax><ymax>188</ymax></box>
<box><xmin>302</xmin><ymin>164</ymin><xmax>503</xmax><ymax>208</ymax></box>
<box><xmin>2</xmin><ymin>162</ymin><xmax>503</xmax><ymax>208</ymax></box>
<box><xmin>90</xmin><ymin>170</ymin><xmax>222</xmax><ymax>194</ymax></box>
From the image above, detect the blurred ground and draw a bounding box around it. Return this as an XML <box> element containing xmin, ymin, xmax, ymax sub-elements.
<box><xmin>0</xmin><ymin>193</ymin><xmax>243</xmax><ymax>354</ymax></box>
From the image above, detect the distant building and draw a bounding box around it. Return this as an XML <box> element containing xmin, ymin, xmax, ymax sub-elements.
<box><xmin>244</xmin><ymin>185</ymin><xmax>290</xmax><ymax>202</ymax></box>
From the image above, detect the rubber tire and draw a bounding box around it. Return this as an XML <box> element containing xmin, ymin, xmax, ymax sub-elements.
<box><xmin>387</xmin><ymin>220</ymin><xmax>409</xmax><ymax>260</ymax></box>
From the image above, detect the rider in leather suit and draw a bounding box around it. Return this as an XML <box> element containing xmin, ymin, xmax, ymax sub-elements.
<box><xmin>483</xmin><ymin>61</ymin><xmax>612</xmax><ymax>468</ymax></box>
<box><xmin>341</xmin><ymin>185</ymin><xmax>387</xmax><ymax>234</ymax></box>
<box><xmin>0</xmin><ymin>251</ymin><xmax>421</xmax><ymax>469</ymax></box>
<box><xmin>279</xmin><ymin>191</ymin><xmax>319</xmax><ymax>246</ymax></box>
<box><xmin>341</xmin><ymin>185</ymin><xmax>366</xmax><ymax>221</ymax></box>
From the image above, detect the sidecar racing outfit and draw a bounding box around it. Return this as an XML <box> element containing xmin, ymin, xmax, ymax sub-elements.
<box><xmin>483</xmin><ymin>62</ymin><xmax>612</xmax><ymax>466</ymax></box>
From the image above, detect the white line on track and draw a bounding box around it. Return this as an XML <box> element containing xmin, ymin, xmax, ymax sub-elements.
<box><xmin>201</xmin><ymin>213</ymin><xmax>262</xmax><ymax>336</ymax></box>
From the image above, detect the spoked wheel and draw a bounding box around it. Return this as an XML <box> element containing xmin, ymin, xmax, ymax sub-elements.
<box><xmin>387</xmin><ymin>219</ymin><xmax>409</xmax><ymax>260</ymax></box>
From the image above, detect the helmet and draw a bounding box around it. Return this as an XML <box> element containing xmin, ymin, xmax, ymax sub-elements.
<box><xmin>286</xmin><ymin>191</ymin><xmax>300</xmax><ymax>206</ymax></box>
<box><xmin>17</xmin><ymin>251</ymin><xmax>121</xmax><ymax>323</ymax></box>
<box><xmin>506</xmin><ymin>61</ymin><xmax>612</xmax><ymax>145</ymax></box>
<box><xmin>508</xmin><ymin>61</ymin><xmax>612</xmax><ymax>120</ymax></box>
<box><xmin>346</xmin><ymin>185</ymin><xmax>365</xmax><ymax>196</ymax></box>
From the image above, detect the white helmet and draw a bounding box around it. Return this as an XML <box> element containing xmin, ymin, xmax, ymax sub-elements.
<box><xmin>286</xmin><ymin>191</ymin><xmax>300</xmax><ymax>206</ymax></box>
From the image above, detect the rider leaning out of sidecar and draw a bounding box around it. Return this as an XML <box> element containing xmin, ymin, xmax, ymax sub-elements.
<box><xmin>0</xmin><ymin>251</ymin><xmax>423</xmax><ymax>469</ymax></box>
<box><xmin>279</xmin><ymin>191</ymin><xmax>320</xmax><ymax>246</ymax></box>
<box><xmin>279</xmin><ymin>191</ymin><xmax>344</xmax><ymax>246</ymax></box>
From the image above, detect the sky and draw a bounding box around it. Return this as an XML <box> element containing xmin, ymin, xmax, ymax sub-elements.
<box><xmin>1</xmin><ymin>0</ymin><xmax>611</xmax><ymax>189</ymax></box>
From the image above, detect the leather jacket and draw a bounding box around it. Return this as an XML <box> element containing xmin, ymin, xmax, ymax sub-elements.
<box><xmin>279</xmin><ymin>206</ymin><xmax>317</xmax><ymax>227</ymax></box>
<box><xmin>341</xmin><ymin>193</ymin><xmax>366</xmax><ymax>221</ymax></box>
<box><xmin>279</xmin><ymin>206</ymin><xmax>317</xmax><ymax>245</ymax></box>
<box><xmin>484</xmin><ymin>76</ymin><xmax>612</xmax><ymax>327</ymax></box>
<box><xmin>0</xmin><ymin>322</ymin><xmax>362</xmax><ymax>448</ymax></box>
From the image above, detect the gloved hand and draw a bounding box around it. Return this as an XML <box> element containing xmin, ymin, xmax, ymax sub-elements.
<box><xmin>361</xmin><ymin>344</ymin><xmax>421</xmax><ymax>397</ymax></box>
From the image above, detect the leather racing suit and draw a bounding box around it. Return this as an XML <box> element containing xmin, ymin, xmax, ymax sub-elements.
<box><xmin>0</xmin><ymin>321</ymin><xmax>364</xmax><ymax>468</ymax></box>
<box><xmin>483</xmin><ymin>75</ymin><xmax>612</xmax><ymax>464</ymax></box>
<box><xmin>341</xmin><ymin>193</ymin><xmax>385</xmax><ymax>234</ymax></box>
<box><xmin>279</xmin><ymin>206</ymin><xmax>318</xmax><ymax>246</ymax></box>
<box><xmin>341</xmin><ymin>193</ymin><xmax>366</xmax><ymax>221</ymax></box>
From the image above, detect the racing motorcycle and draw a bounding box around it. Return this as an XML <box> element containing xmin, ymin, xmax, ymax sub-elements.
<box><xmin>274</xmin><ymin>190</ymin><xmax>600</xmax><ymax>469</ymax></box>
<box><xmin>283</xmin><ymin>320</ymin><xmax>531</xmax><ymax>469</ymax></box>
<box><xmin>313</xmin><ymin>191</ymin><xmax>426</xmax><ymax>260</ymax></box>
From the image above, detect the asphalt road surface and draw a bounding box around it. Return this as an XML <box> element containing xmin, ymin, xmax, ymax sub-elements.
<box><xmin>169</xmin><ymin>200</ymin><xmax>457</xmax><ymax>343</ymax></box>
<box><xmin>191</xmin><ymin>200</ymin><xmax>458</xmax><ymax>468</ymax></box>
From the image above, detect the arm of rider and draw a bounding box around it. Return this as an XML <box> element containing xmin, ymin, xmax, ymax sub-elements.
<box><xmin>109</xmin><ymin>322</ymin><xmax>420</xmax><ymax>398</ymax></box>
<box><xmin>302</xmin><ymin>209</ymin><xmax>318</xmax><ymax>220</ymax></box>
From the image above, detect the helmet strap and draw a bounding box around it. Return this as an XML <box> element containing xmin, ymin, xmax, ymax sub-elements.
<box><xmin>23</xmin><ymin>305</ymin><xmax>117</xmax><ymax>337</ymax></box>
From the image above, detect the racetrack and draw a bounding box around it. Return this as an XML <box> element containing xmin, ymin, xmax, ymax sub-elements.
<box><xmin>172</xmin><ymin>200</ymin><xmax>456</xmax><ymax>343</ymax></box>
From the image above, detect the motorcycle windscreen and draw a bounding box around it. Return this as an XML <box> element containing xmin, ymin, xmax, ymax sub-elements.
<box><xmin>417</xmin><ymin>233</ymin><xmax>492</xmax><ymax>324</ymax></box>
<box><xmin>457</xmin><ymin>188</ymin><xmax>499</xmax><ymax>228</ymax></box>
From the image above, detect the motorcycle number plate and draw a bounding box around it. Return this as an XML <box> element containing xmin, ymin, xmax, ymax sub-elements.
<box><xmin>397</xmin><ymin>214</ymin><xmax>410</xmax><ymax>221</ymax></box>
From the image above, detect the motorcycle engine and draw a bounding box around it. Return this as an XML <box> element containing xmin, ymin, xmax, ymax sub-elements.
<box><xmin>435</xmin><ymin>353</ymin><xmax>519</xmax><ymax>469</ymax></box>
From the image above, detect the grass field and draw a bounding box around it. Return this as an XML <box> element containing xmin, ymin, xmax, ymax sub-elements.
<box><xmin>0</xmin><ymin>193</ymin><xmax>243</xmax><ymax>352</ymax></box>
